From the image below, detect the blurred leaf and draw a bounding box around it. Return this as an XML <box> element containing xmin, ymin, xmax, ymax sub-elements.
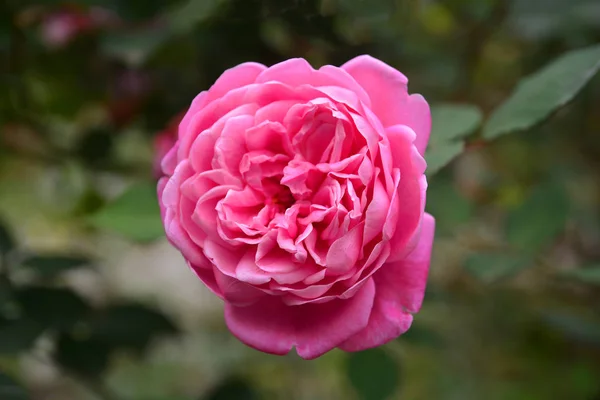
<box><xmin>506</xmin><ymin>181</ymin><xmax>569</xmax><ymax>253</ymax></box>
<box><xmin>425</xmin><ymin>141</ymin><xmax>464</xmax><ymax>176</ymax></box>
<box><xmin>401</xmin><ymin>324</ymin><xmax>444</xmax><ymax>348</ymax></box>
<box><xmin>101</xmin><ymin>29</ymin><xmax>170</xmax><ymax>67</ymax></box>
<box><xmin>430</xmin><ymin>104</ymin><xmax>483</xmax><ymax>144</ymax></box>
<box><xmin>464</xmin><ymin>252</ymin><xmax>533</xmax><ymax>283</ymax></box>
<box><xmin>426</xmin><ymin>177</ymin><xmax>472</xmax><ymax>236</ymax></box>
<box><xmin>75</xmin><ymin>128</ymin><xmax>115</xmax><ymax>168</ymax></box>
<box><xmin>55</xmin><ymin>332</ymin><xmax>111</xmax><ymax>376</ymax></box>
<box><xmin>16</xmin><ymin>287</ymin><xmax>90</xmax><ymax>330</ymax></box>
<box><xmin>0</xmin><ymin>372</ymin><xmax>29</xmax><ymax>400</ymax></box>
<box><xmin>0</xmin><ymin>279</ymin><xmax>10</xmax><ymax>309</ymax></box>
<box><xmin>540</xmin><ymin>311</ymin><xmax>600</xmax><ymax>347</ymax></box>
<box><xmin>346</xmin><ymin>348</ymin><xmax>400</xmax><ymax>400</ymax></box>
<box><xmin>483</xmin><ymin>44</ymin><xmax>600</xmax><ymax>139</ymax></box>
<box><xmin>21</xmin><ymin>255</ymin><xmax>91</xmax><ymax>278</ymax></box>
<box><xmin>0</xmin><ymin>318</ymin><xmax>44</xmax><ymax>355</ymax></box>
<box><xmin>167</xmin><ymin>0</ymin><xmax>223</xmax><ymax>35</ymax></box>
<box><xmin>89</xmin><ymin>182</ymin><xmax>164</xmax><ymax>242</ymax></box>
<box><xmin>204</xmin><ymin>377</ymin><xmax>259</xmax><ymax>400</ymax></box>
<box><xmin>0</xmin><ymin>219</ymin><xmax>14</xmax><ymax>256</ymax></box>
<box><xmin>560</xmin><ymin>266</ymin><xmax>600</xmax><ymax>285</ymax></box>
<box><xmin>87</xmin><ymin>303</ymin><xmax>178</xmax><ymax>352</ymax></box>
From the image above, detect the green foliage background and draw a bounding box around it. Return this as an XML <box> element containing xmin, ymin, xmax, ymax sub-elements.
<box><xmin>1</xmin><ymin>0</ymin><xmax>600</xmax><ymax>399</ymax></box>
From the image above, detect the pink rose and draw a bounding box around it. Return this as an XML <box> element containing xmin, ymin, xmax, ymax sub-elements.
<box><xmin>158</xmin><ymin>56</ymin><xmax>435</xmax><ymax>359</ymax></box>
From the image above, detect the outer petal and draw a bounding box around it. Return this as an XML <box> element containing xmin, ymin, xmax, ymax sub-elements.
<box><xmin>384</xmin><ymin>125</ymin><xmax>425</xmax><ymax>262</ymax></box>
<box><xmin>342</xmin><ymin>55</ymin><xmax>430</xmax><ymax>154</ymax></box>
<box><xmin>339</xmin><ymin>213</ymin><xmax>435</xmax><ymax>351</ymax></box>
<box><xmin>255</xmin><ymin>58</ymin><xmax>369</xmax><ymax>108</ymax></box>
<box><xmin>401</xmin><ymin>94</ymin><xmax>430</xmax><ymax>155</ymax></box>
<box><xmin>342</xmin><ymin>55</ymin><xmax>408</xmax><ymax>127</ymax></box>
<box><xmin>224</xmin><ymin>278</ymin><xmax>376</xmax><ymax>359</ymax></box>
<box><xmin>205</xmin><ymin>62</ymin><xmax>267</xmax><ymax>103</ymax></box>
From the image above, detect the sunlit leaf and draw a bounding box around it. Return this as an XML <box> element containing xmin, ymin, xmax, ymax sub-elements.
<box><xmin>506</xmin><ymin>181</ymin><xmax>569</xmax><ymax>253</ymax></box>
<box><xmin>464</xmin><ymin>252</ymin><xmax>533</xmax><ymax>283</ymax></box>
<box><xmin>0</xmin><ymin>372</ymin><xmax>29</xmax><ymax>400</ymax></box>
<box><xmin>347</xmin><ymin>348</ymin><xmax>400</xmax><ymax>400</ymax></box>
<box><xmin>21</xmin><ymin>255</ymin><xmax>91</xmax><ymax>278</ymax></box>
<box><xmin>425</xmin><ymin>141</ymin><xmax>463</xmax><ymax>176</ymax></box>
<box><xmin>560</xmin><ymin>266</ymin><xmax>600</xmax><ymax>285</ymax></box>
<box><xmin>483</xmin><ymin>44</ymin><xmax>600</xmax><ymax>139</ymax></box>
<box><xmin>204</xmin><ymin>377</ymin><xmax>259</xmax><ymax>400</ymax></box>
<box><xmin>89</xmin><ymin>182</ymin><xmax>164</xmax><ymax>243</ymax></box>
<box><xmin>430</xmin><ymin>104</ymin><xmax>483</xmax><ymax>144</ymax></box>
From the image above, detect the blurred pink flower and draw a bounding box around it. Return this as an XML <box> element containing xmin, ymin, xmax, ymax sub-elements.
<box><xmin>157</xmin><ymin>56</ymin><xmax>434</xmax><ymax>359</ymax></box>
<box><xmin>40</xmin><ymin>6</ymin><xmax>115</xmax><ymax>48</ymax></box>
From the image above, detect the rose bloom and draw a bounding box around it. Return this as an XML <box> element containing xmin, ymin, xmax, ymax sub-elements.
<box><xmin>157</xmin><ymin>56</ymin><xmax>435</xmax><ymax>359</ymax></box>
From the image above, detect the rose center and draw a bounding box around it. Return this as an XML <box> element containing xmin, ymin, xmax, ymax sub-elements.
<box><xmin>269</xmin><ymin>185</ymin><xmax>295</xmax><ymax>210</ymax></box>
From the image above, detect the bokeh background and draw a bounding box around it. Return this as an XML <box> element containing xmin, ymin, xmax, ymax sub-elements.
<box><xmin>1</xmin><ymin>0</ymin><xmax>600</xmax><ymax>399</ymax></box>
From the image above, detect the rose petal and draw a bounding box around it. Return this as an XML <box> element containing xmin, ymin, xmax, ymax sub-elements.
<box><xmin>205</xmin><ymin>62</ymin><xmax>266</xmax><ymax>103</ymax></box>
<box><xmin>339</xmin><ymin>213</ymin><xmax>434</xmax><ymax>351</ymax></box>
<box><xmin>342</xmin><ymin>55</ymin><xmax>408</xmax><ymax>127</ymax></box>
<box><xmin>342</xmin><ymin>55</ymin><xmax>431</xmax><ymax>154</ymax></box>
<box><xmin>325</xmin><ymin>222</ymin><xmax>364</xmax><ymax>274</ymax></box>
<box><xmin>224</xmin><ymin>278</ymin><xmax>375</xmax><ymax>359</ymax></box>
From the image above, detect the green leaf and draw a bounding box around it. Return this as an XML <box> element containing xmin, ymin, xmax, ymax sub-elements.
<box><xmin>426</xmin><ymin>177</ymin><xmax>472</xmax><ymax>236</ymax></box>
<box><xmin>16</xmin><ymin>287</ymin><xmax>90</xmax><ymax>330</ymax></box>
<box><xmin>54</xmin><ymin>332</ymin><xmax>111</xmax><ymax>377</ymax></box>
<box><xmin>430</xmin><ymin>104</ymin><xmax>483</xmax><ymax>144</ymax></box>
<box><xmin>89</xmin><ymin>182</ymin><xmax>164</xmax><ymax>243</ymax></box>
<box><xmin>560</xmin><ymin>266</ymin><xmax>600</xmax><ymax>285</ymax></box>
<box><xmin>0</xmin><ymin>219</ymin><xmax>14</xmax><ymax>256</ymax></box>
<box><xmin>21</xmin><ymin>255</ymin><xmax>91</xmax><ymax>278</ymax></box>
<box><xmin>0</xmin><ymin>372</ymin><xmax>29</xmax><ymax>400</ymax></box>
<box><xmin>101</xmin><ymin>29</ymin><xmax>170</xmax><ymax>67</ymax></box>
<box><xmin>464</xmin><ymin>252</ymin><xmax>533</xmax><ymax>283</ymax></box>
<box><xmin>401</xmin><ymin>324</ymin><xmax>444</xmax><ymax>348</ymax></box>
<box><xmin>483</xmin><ymin>44</ymin><xmax>600</xmax><ymax>139</ymax></box>
<box><xmin>204</xmin><ymin>377</ymin><xmax>259</xmax><ymax>400</ymax></box>
<box><xmin>0</xmin><ymin>318</ymin><xmax>45</xmax><ymax>355</ymax></box>
<box><xmin>425</xmin><ymin>104</ymin><xmax>482</xmax><ymax>176</ymax></box>
<box><xmin>166</xmin><ymin>0</ymin><xmax>222</xmax><ymax>35</ymax></box>
<box><xmin>506</xmin><ymin>181</ymin><xmax>569</xmax><ymax>253</ymax></box>
<box><xmin>425</xmin><ymin>141</ymin><xmax>464</xmax><ymax>176</ymax></box>
<box><xmin>540</xmin><ymin>311</ymin><xmax>600</xmax><ymax>348</ymax></box>
<box><xmin>346</xmin><ymin>348</ymin><xmax>400</xmax><ymax>400</ymax></box>
<box><xmin>0</xmin><ymin>279</ymin><xmax>10</xmax><ymax>309</ymax></box>
<box><xmin>87</xmin><ymin>304</ymin><xmax>178</xmax><ymax>352</ymax></box>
